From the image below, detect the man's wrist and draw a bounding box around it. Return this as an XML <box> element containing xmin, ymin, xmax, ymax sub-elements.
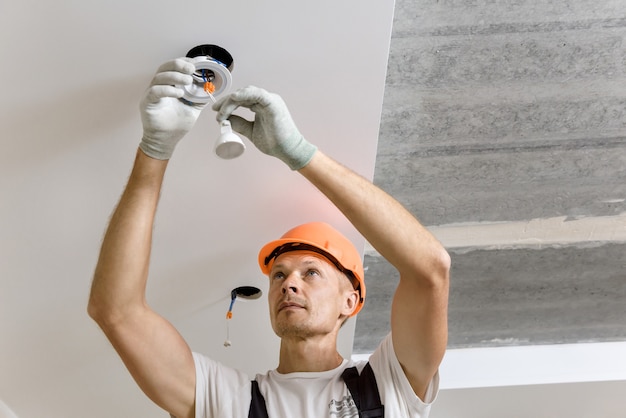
<box><xmin>285</xmin><ymin>137</ymin><xmax>318</xmax><ymax>170</ymax></box>
<box><xmin>139</xmin><ymin>137</ymin><xmax>174</xmax><ymax>160</ymax></box>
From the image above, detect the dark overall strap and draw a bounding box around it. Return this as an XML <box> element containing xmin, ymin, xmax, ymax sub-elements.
<box><xmin>341</xmin><ymin>362</ymin><xmax>385</xmax><ymax>418</ymax></box>
<box><xmin>248</xmin><ymin>380</ymin><xmax>269</xmax><ymax>418</ymax></box>
<box><xmin>248</xmin><ymin>362</ymin><xmax>384</xmax><ymax>418</ymax></box>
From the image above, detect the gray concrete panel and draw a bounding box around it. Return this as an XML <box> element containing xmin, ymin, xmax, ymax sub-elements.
<box><xmin>354</xmin><ymin>0</ymin><xmax>626</xmax><ymax>356</ymax></box>
<box><xmin>375</xmin><ymin>141</ymin><xmax>626</xmax><ymax>225</ymax></box>
<box><xmin>354</xmin><ymin>243</ymin><xmax>626</xmax><ymax>353</ymax></box>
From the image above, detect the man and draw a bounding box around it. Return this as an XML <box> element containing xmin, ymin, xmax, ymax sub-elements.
<box><xmin>88</xmin><ymin>58</ymin><xmax>450</xmax><ymax>417</ymax></box>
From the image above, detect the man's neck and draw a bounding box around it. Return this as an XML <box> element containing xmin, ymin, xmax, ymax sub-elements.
<box><xmin>276</xmin><ymin>335</ymin><xmax>344</xmax><ymax>374</ymax></box>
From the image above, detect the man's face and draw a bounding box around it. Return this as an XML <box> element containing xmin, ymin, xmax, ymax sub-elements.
<box><xmin>267</xmin><ymin>250</ymin><xmax>356</xmax><ymax>339</ymax></box>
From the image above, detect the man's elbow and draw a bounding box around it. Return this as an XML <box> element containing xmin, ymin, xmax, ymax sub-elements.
<box><xmin>87</xmin><ymin>290</ymin><xmax>122</xmax><ymax>329</ymax></box>
<box><xmin>87</xmin><ymin>300</ymin><xmax>131</xmax><ymax>337</ymax></box>
<box><xmin>437</xmin><ymin>248</ymin><xmax>451</xmax><ymax>278</ymax></box>
<box><xmin>87</xmin><ymin>293</ymin><xmax>106</xmax><ymax>325</ymax></box>
<box><xmin>420</xmin><ymin>247</ymin><xmax>451</xmax><ymax>289</ymax></box>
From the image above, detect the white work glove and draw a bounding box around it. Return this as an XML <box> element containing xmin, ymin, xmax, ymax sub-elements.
<box><xmin>212</xmin><ymin>86</ymin><xmax>317</xmax><ymax>170</ymax></box>
<box><xmin>139</xmin><ymin>58</ymin><xmax>205</xmax><ymax>160</ymax></box>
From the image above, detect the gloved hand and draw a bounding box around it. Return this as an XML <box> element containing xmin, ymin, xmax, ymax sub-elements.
<box><xmin>212</xmin><ymin>86</ymin><xmax>317</xmax><ymax>170</ymax></box>
<box><xmin>139</xmin><ymin>58</ymin><xmax>205</xmax><ymax>160</ymax></box>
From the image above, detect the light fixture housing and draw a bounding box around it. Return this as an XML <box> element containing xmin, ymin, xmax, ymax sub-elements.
<box><xmin>182</xmin><ymin>44</ymin><xmax>234</xmax><ymax>104</ymax></box>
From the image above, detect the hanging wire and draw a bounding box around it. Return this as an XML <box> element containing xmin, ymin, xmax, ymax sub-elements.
<box><xmin>224</xmin><ymin>320</ymin><xmax>231</xmax><ymax>347</ymax></box>
<box><xmin>226</xmin><ymin>297</ymin><xmax>235</xmax><ymax>319</ymax></box>
<box><xmin>224</xmin><ymin>290</ymin><xmax>237</xmax><ymax>347</ymax></box>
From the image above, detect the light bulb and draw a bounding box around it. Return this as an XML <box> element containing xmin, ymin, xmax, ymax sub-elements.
<box><xmin>215</xmin><ymin>120</ymin><xmax>245</xmax><ymax>159</ymax></box>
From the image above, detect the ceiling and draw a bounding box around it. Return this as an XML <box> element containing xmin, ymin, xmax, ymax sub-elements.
<box><xmin>1</xmin><ymin>0</ymin><xmax>625</xmax><ymax>417</ymax></box>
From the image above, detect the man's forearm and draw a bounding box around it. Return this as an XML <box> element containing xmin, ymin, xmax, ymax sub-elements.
<box><xmin>298</xmin><ymin>151</ymin><xmax>449</xmax><ymax>282</ymax></box>
<box><xmin>88</xmin><ymin>149</ymin><xmax>169</xmax><ymax>323</ymax></box>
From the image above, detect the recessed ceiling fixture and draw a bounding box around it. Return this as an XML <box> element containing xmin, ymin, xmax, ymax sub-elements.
<box><xmin>182</xmin><ymin>44</ymin><xmax>234</xmax><ymax>104</ymax></box>
<box><xmin>224</xmin><ymin>285</ymin><xmax>262</xmax><ymax>347</ymax></box>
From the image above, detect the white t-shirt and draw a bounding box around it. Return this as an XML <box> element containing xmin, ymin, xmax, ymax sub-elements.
<box><xmin>192</xmin><ymin>333</ymin><xmax>439</xmax><ymax>417</ymax></box>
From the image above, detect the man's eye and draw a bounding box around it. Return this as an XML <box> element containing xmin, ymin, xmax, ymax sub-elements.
<box><xmin>306</xmin><ymin>269</ymin><xmax>320</xmax><ymax>277</ymax></box>
<box><xmin>272</xmin><ymin>272</ymin><xmax>285</xmax><ymax>280</ymax></box>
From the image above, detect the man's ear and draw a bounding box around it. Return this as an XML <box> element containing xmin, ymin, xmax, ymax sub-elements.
<box><xmin>342</xmin><ymin>289</ymin><xmax>359</xmax><ymax>317</ymax></box>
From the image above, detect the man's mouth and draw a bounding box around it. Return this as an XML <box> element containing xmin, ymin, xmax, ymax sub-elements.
<box><xmin>278</xmin><ymin>301</ymin><xmax>305</xmax><ymax>312</ymax></box>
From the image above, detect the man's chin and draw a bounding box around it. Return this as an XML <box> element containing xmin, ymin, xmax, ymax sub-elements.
<box><xmin>272</xmin><ymin>319</ymin><xmax>311</xmax><ymax>338</ymax></box>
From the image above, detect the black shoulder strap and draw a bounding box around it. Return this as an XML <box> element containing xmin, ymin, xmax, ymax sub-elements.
<box><xmin>248</xmin><ymin>379</ymin><xmax>269</xmax><ymax>418</ymax></box>
<box><xmin>341</xmin><ymin>362</ymin><xmax>385</xmax><ymax>418</ymax></box>
<box><xmin>248</xmin><ymin>362</ymin><xmax>384</xmax><ymax>418</ymax></box>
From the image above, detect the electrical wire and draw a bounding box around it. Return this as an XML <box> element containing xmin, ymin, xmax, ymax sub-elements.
<box><xmin>224</xmin><ymin>290</ymin><xmax>237</xmax><ymax>347</ymax></box>
<box><xmin>202</xmin><ymin>69</ymin><xmax>217</xmax><ymax>103</ymax></box>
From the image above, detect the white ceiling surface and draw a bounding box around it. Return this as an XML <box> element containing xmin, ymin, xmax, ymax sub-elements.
<box><xmin>0</xmin><ymin>1</ymin><xmax>394</xmax><ymax>417</ymax></box>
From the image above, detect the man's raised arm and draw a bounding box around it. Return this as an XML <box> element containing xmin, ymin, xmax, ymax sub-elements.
<box><xmin>88</xmin><ymin>59</ymin><xmax>205</xmax><ymax>418</ymax></box>
<box><xmin>299</xmin><ymin>151</ymin><xmax>450</xmax><ymax>401</ymax></box>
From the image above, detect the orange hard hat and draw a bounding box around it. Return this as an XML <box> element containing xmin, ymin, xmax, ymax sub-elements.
<box><xmin>258</xmin><ymin>222</ymin><xmax>366</xmax><ymax>316</ymax></box>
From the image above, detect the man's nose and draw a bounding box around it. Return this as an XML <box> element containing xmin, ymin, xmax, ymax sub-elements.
<box><xmin>281</xmin><ymin>272</ymin><xmax>300</xmax><ymax>294</ymax></box>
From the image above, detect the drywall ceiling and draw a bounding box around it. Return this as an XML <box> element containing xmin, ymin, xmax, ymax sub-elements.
<box><xmin>1</xmin><ymin>0</ymin><xmax>625</xmax><ymax>417</ymax></box>
<box><xmin>0</xmin><ymin>1</ymin><xmax>393</xmax><ymax>417</ymax></box>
